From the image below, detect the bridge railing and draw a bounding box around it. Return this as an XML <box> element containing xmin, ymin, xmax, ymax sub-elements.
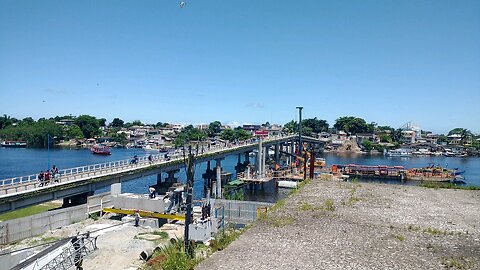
<box><xmin>0</xmin><ymin>135</ymin><xmax>294</xmax><ymax>191</ymax></box>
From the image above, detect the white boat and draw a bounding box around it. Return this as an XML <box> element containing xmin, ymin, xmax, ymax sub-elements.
<box><xmin>143</xmin><ymin>144</ymin><xmax>159</xmax><ymax>152</ymax></box>
<box><xmin>277</xmin><ymin>180</ymin><xmax>298</xmax><ymax>188</ymax></box>
<box><xmin>384</xmin><ymin>148</ymin><xmax>412</xmax><ymax>157</ymax></box>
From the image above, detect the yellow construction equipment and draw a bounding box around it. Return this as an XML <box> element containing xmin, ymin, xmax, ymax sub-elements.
<box><xmin>103</xmin><ymin>208</ymin><xmax>186</xmax><ymax>220</ymax></box>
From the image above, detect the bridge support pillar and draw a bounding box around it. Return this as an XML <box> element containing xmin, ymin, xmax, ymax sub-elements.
<box><xmin>257</xmin><ymin>140</ymin><xmax>263</xmax><ymax>179</ymax></box>
<box><xmin>202</xmin><ymin>161</ymin><xmax>214</xmax><ymax>197</ymax></box>
<box><xmin>244</xmin><ymin>152</ymin><xmax>250</xmax><ymax>165</ymax></box>
<box><xmin>275</xmin><ymin>142</ymin><xmax>280</xmax><ymax>164</ymax></box>
<box><xmin>234</xmin><ymin>154</ymin><xmax>246</xmax><ymax>175</ymax></box>
<box><xmin>215</xmin><ymin>159</ymin><xmax>223</xmax><ymax>198</ymax></box>
<box><xmin>156</xmin><ymin>169</ymin><xmax>179</xmax><ymax>194</ymax></box>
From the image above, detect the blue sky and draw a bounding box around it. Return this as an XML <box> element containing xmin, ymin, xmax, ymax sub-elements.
<box><xmin>1</xmin><ymin>1</ymin><xmax>479</xmax><ymax>133</ymax></box>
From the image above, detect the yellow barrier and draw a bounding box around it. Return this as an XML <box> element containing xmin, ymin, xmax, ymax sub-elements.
<box><xmin>103</xmin><ymin>208</ymin><xmax>186</xmax><ymax>220</ymax></box>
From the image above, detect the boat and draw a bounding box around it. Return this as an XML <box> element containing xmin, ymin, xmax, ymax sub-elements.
<box><xmin>406</xmin><ymin>164</ymin><xmax>457</xmax><ymax>182</ymax></box>
<box><xmin>1</xmin><ymin>141</ymin><xmax>27</xmax><ymax>148</ymax></box>
<box><xmin>384</xmin><ymin>148</ymin><xmax>412</xmax><ymax>157</ymax></box>
<box><xmin>332</xmin><ymin>163</ymin><xmax>462</xmax><ymax>183</ymax></box>
<box><xmin>143</xmin><ymin>144</ymin><xmax>158</xmax><ymax>152</ymax></box>
<box><xmin>90</xmin><ymin>145</ymin><xmax>111</xmax><ymax>155</ymax></box>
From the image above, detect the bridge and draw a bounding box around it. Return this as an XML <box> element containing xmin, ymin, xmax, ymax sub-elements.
<box><xmin>0</xmin><ymin>135</ymin><xmax>324</xmax><ymax>214</ymax></box>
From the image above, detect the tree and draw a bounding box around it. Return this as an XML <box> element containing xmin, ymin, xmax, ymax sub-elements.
<box><xmin>334</xmin><ymin>116</ymin><xmax>373</xmax><ymax>134</ymax></box>
<box><xmin>220</xmin><ymin>129</ymin><xmax>235</xmax><ymax>142</ymax></box>
<box><xmin>233</xmin><ymin>127</ymin><xmax>252</xmax><ymax>141</ymax></box>
<box><xmin>155</xmin><ymin>122</ymin><xmax>169</xmax><ymax>128</ymax></box>
<box><xmin>132</xmin><ymin>120</ymin><xmax>143</xmax><ymax>126</ymax></box>
<box><xmin>0</xmin><ymin>120</ymin><xmax>63</xmax><ymax>147</ymax></box>
<box><xmin>0</xmin><ymin>114</ymin><xmax>13</xmax><ymax>129</ymax></box>
<box><xmin>173</xmin><ymin>125</ymin><xmax>207</xmax><ymax>146</ymax></box>
<box><xmin>379</xmin><ymin>134</ymin><xmax>391</xmax><ymax>143</ymax></box>
<box><xmin>22</xmin><ymin>117</ymin><xmax>35</xmax><ymax>124</ymax></box>
<box><xmin>207</xmin><ymin>121</ymin><xmax>222</xmax><ymax>137</ymax></box>
<box><xmin>98</xmin><ymin>118</ymin><xmax>107</xmax><ymax>127</ymax></box>
<box><xmin>362</xmin><ymin>140</ymin><xmax>373</xmax><ymax>152</ymax></box>
<box><xmin>110</xmin><ymin>118</ymin><xmax>124</xmax><ymax>127</ymax></box>
<box><xmin>301</xmin><ymin>117</ymin><xmax>329</xmax><ymax>133</ymax></box>
<box><xmin>448</xmin><ymin>128</ymin><xmax>472</xmax><ymax>145</ymax></box>
<box><xmin>391</xmin><ymin>128</ymin><xmax>404</xmax><ymax>143</ymax></box>
<box><xmin>111</xmin><ymin>132</ymin><xmax>128</xmax><ymax>145</ymax></box>
<box><xmin>74</xmin><ymin>115</ymin><xmax>101</xmax><ymax>138</ymax></box>
<box><xmin>282</xmin><ymin>120</ymin><xmax>297</xmax><ymax>134</ymax></box>
<box><xmin>65</xmin><ymin>124</ymin><xmax>84</xmax><ymax>140</ymax></box>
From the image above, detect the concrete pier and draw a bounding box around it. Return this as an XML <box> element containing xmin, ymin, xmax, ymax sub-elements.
<box><xmin>216</xmin><ymin>159</ymin><xmax>223</xmax><ymax>198</ymax></box>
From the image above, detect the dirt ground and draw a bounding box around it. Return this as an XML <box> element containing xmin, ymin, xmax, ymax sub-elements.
<box><xmin>5</xmin><ymin>214</ymin><xmax>184</xmax><ymax>270</ymax></box>
<box><xmin>196</xmin><ymin>180</ymin><xmax>480</xmax><ymax>270</ymax></box>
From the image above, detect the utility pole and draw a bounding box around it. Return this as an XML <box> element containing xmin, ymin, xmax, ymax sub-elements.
<box><xmin>183</xmin><ymin>145</ymin><xmax>195</xmax><ymax>256</ymax></box>
<box><xmin>296</xmin><ymin>106</ymin><xmax>303</xmax><ymax>164</ymax></box>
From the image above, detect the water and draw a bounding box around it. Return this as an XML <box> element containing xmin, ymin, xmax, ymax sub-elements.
<box><xmin>1</xmin><ymin>148</ymin><xmax>479</xmax><ymax>203</ymax></box>
<box><xmin>0</xmin><ymin>147</ymin><xmax>288</xmax><ymax>202</ymax></box>
<box><xmin>319</xmin><ymin>152</ymin><xmax>480</xmax><ymax>186</ymax></box>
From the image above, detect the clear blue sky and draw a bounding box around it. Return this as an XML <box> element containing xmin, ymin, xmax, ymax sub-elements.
<box><xmin>1</xmin><ymin>1</ymin><xmax>479</xmax><ymax>133</ymax></box>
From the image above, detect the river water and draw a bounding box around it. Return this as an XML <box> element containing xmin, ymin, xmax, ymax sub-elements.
<box><xmin>1</xmin><ymin>147</ymin><xmax>479</xmax><ymax>202</ymax></box>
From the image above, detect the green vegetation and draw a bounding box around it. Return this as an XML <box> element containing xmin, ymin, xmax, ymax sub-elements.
<box><xmin>393</xmin><ymin>234</ymin><xmax>405</xmax><ymax>241</ymax></box>
<box><xmin>174</xmin><ymin>125</ymin><xmax>207</xmax><ymax>147</ymax></box>
<box><xmin>283</xmin><ymin>118</ymin><xmax>328</xmax><ymax>135</ymax></box>
<box><xmin>333</xmin><ymin>116</ymin><xmax>375</xmax><ymax>135</ymax></box>
<box><xmin>423</xmin><ymin>227</ymin><xmax>446</xmax><ymax>235</ymax></box>
<box><xmin>419</xmin><ymin>182</ymin><xmax>480</xmax><ymax>190</ymax></box>
<box><xmin>442</xmin><ymin>256</ymin><xmax>475</xmax><ymax>269</ymax></box>
<box><xmin>30</xmin><ymin>236</ymin><xmax>61</xmax><ymax>245</ymax></box>
<box><xmin>323</xmin><ymin>199</ymin><xmax>336</xmax><ymax>211</ymax></box>
<box><xmin>0</xmin><ymin>202</ymin><xmax>61</xmax><ymax>221</ymax></box>
<box><xmin>88</xmin><ymin>213</ymin><xmax>99</xmax><ymax>220</ymax></box>
<box><xmin>220</xmin><ymin>127</ymin><xmax>252</xmax><ymax>142</ymax></box>
<box><xmin>145</xmin><ymin>228</ymin><xmax>243</xmax><ymax>270</ymax></box>
<box><xmin>268</xmin><ymin>215</ymin><xmax>296</xmax><ymax>227</ymax></box>
<box><xmin>223</xmin><ymin>187</ymin><xmax>245</xmax><ymax>201</ymax></box>
<box><xmin>207</xmin><ymin>121</ymin><xmax>222</xmax><ymax>137</ymax></box>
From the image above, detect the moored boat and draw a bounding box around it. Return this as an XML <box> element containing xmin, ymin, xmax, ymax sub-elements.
<box><xmin>384</xmin><ymin>148</ymin><xmax>412</xmax><ymax>157</ymax></box>
<box><xmin>1</xmin><ymin>141</ymin><xmax>27</xmax><ymax>148</ymax></box>
<box><xmin>333</xmin><ymin>163</ymin><xmax>463</xmax><ymax>183</ymax></box>
<box><xmin>90</xmin><ymin>145</ymin><xmax>111</xmax><ymax>155</ymax></box>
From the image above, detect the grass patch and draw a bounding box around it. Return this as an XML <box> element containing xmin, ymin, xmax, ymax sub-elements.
<box><xmin>0</xmin><ymin>202</ymin><xmax>61</xmax><ymax>221</ymax></box>
<box><xmin>268</xmin><ymin>215</ymin><xmax>296</xmax><ymax>227</ymax></box>
<box><xmin>145</xmin><ymin>228</ymin><xmax>244</xmax><ymax>270</ymax></box>
<box><xmin>393</xmin><ymin>234</ymin><xmax>405</xmax><ymax>241</ymax></box>
<box><xmin>424</xmin><ymin>227</ymin><xmax>446</xmax><ymax>235</ymax></box>
<box><xmin>442</xmin><ymin>256</ymin><xmax>475</xmax><ymax>269</ymax></box>
<box><xmin>298</xmin><ymin>201</ymin><xmax>322</xmax><ymax>211</ymax></box>
<box><xmin>270</xmin><ymin>198</ymin><xmax>286</xmax><ymax>212</ymax></box>
<box><xmin>419</xmin><ymin>182</ymin><xmax>480</xmax><ymax>190</ymax></box>
<box><xmin>30</xmin><ymin>236</ymin><xmax>61</xmax><ymax>245</ymax></box>
<box><xmin>323</xmin><ymin>199</ymin><xmax>336</xmax><ymax>211</ymax></box>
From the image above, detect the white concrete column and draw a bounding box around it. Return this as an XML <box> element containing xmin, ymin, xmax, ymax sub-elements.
<box><xmin>216</xmin><ymin>159</ymin><xmax>222</xmax><ymax>198</ymax></box>
<box><xmin>262</xmin><ymin>147</ymin><xmax>267</xmax><ymax>177</ymax></box>
<box><xmin>257</xmin><ymin>139</ymin><xmax>263</xmax><ymax>179</ymax></box>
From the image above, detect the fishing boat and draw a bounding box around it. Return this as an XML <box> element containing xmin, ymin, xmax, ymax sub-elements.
<box><xmin>1</xmin><ymin>141</ymin><xmax>27</xmax><ymax>148</ymax></box>
<box><xmin>90</xmin><ymin>145</ymin><xmax>111</xmax><ymax>155</ymax></box>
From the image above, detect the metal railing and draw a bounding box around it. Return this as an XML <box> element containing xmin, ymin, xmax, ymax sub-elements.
<box><xmin>0</xmin><ymin>135</ymin><xmax>294</xmax><ymax>195</ymax></box>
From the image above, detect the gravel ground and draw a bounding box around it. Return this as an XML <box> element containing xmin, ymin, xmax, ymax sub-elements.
<box><xmin>196</xmin><ymin>180</ymin><xmax>480</xmax><ymax>270</ymax></box>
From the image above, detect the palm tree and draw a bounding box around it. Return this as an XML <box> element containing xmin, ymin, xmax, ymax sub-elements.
<box><xmin>460</xmin><ymin>128</ymin><xmax>473</xmax><ymax>145</ymax></box>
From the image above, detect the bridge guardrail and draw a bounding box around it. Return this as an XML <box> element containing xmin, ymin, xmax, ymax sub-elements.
<box><xmin>0</xmin><ymin>135</ymin><xmax>294</xmax><ymax>194</ymax></box>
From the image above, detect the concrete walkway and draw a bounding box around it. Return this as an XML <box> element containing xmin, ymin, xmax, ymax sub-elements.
<box><xmin>196</xmin><ymin>180</ymin><xmax>480</xmax><ymax>270</ymax></box>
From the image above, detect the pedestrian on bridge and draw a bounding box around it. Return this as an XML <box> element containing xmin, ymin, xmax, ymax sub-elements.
<box><xmin>149</xmin><ymin>186</ymin><xmax>156</xmax><ymax>198</ymax></box>
<box><xmin>38</xmin><ymin>171</ymin><xmax>45</xmax><ymax>186</ymax></box>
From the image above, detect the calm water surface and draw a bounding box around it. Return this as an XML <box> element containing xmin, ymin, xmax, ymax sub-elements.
<box><xmin>1</xmin><ymin>148</ymin><xmax>479</xmax><ymax>202</ymax></box>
